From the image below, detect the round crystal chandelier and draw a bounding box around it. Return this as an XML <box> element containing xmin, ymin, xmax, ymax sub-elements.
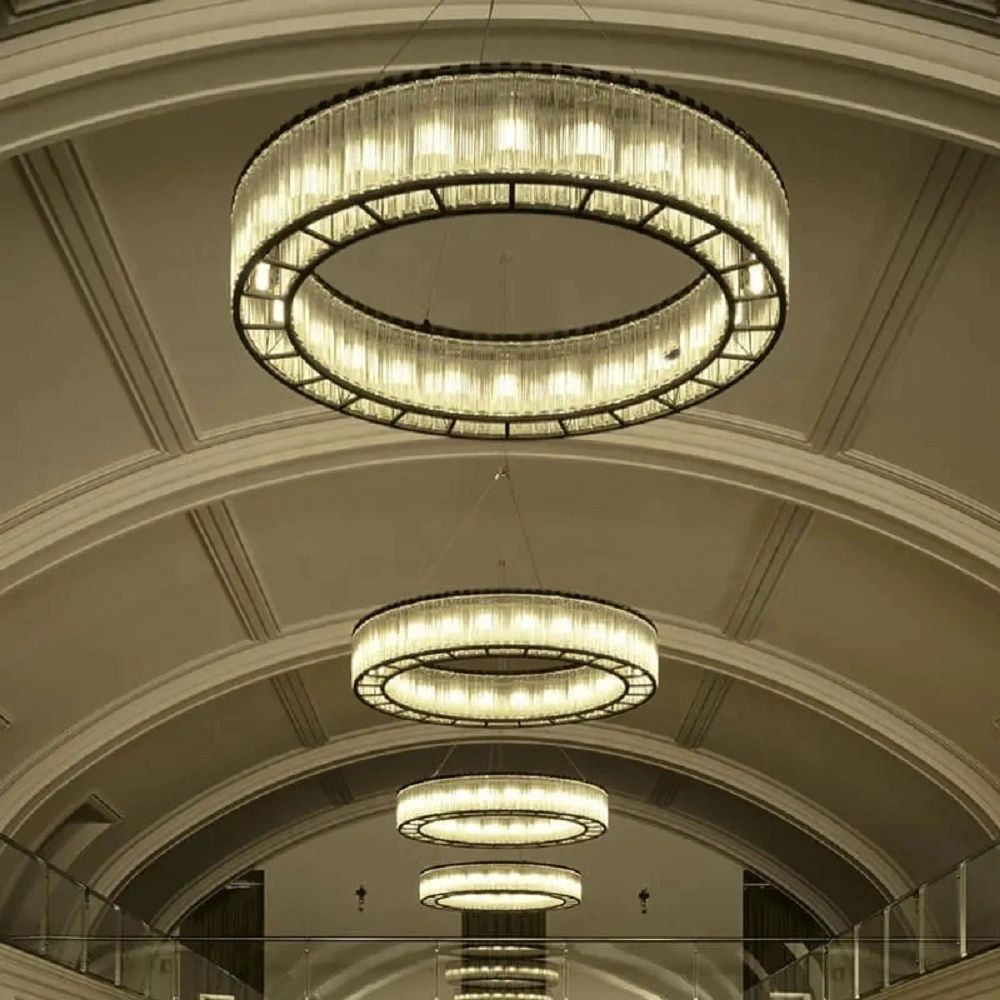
<box><xmin>419</xmin><ymin>862</ymin><xmax>581</xmax><ymax>911</ymax></box>
<box><xmin>231</xmin><ymin>63</ymin><xmax>788</xmax><ymax>438</ymax></box>
<box><xmin>445</xmin><ymin>966</ymin><xmax>559</xmax><ymax>989</ymax></box>
<box><xmin>397</xmin><ymin>774</ymin><xmax>608</xmax><ymax>847</ymax></box>
<box><xmin>352</xmin><ymin>590</ymin><xmax>658</xmax><ymax>726</ymax></box>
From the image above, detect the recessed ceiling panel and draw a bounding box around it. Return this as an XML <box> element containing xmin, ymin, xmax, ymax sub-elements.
<box><xmin>0</xmin><ymin>514</ymin><xmax>248</xmax><ymax>774</ymax></box>
<box><xmin>230</xmin><ymin>456</ymin><xmax>778</xmax><ymax>631</ymax></box>
<box><xmin>0</xmin><ymin>160</ymin><xmax>153</xmax><ymax>516</ymax></box>
<box><xmin>754</xmin><ymin>512</ymin><xmax>1000</xmax><ymax>768</ymax></box>
<box><xmin>849</xmin><ymin>158</ymin><xmax>1000</xmax><ymax>509</ymax></box>
<box><xmin>701</xmin><ymin>679</ymin><xmax>988</xmax><ymax>880</ymax></box>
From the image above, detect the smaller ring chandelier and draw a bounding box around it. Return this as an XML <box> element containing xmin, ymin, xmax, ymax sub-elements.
<box><xmin>454</xmin><ymin>993</ymin><xmax>550</xmax><ymax>1000</ymax></box>
<box><xmin>231</xmin><ymin>63</ymin><xmax>788</xmax><ymax>438</ymax></box>
<box><xmin>397</xmin><ymin>774</ymin><xmax>608</xmax><ymax>847</ymax></box>
<box><xmin>445</xmin><ymin>966</ymin><xmax>559</xmax><ymax>988</ymax></box>
<box><xmin>352</xmin><ymin>590</ymin><xmax>658</xmax><ymax>726</ymax></box>
<box><xmin>419</xmin><ymin>862</ymin><xmax>581</xmax><ymax>911</ymax></box>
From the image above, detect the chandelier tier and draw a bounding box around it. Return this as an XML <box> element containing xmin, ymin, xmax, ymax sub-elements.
<box><xmin>419</xmin><ymin>862</ymin><xmax>581</xmax><ymax>911</ymax></box>
<box><xmin>453</xmin><ymin>993</ymin><xmax>551</xmax><ymax>1000</ymax></box>
<box><xmin>231</xmin><ymin>63</ymin><xmax>788</xmax><ymax>438</ymax></box>
<box><xmin>397</xmin><ymin>773</ymin><xmax>608</xmax><ymax>847</ymax></box>
<box><xmin>352</xmin><ymin>590</ymin><xmax>658</xmax><ymax>726</ymax></box>
<box><xmin>445</xmin><ymin>966</ymin><xmax>559</xmax><ymax>988</ymax></box>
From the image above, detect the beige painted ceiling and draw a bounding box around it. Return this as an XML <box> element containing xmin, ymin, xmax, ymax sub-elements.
<box><xmin>0</xmin><ymin>0</ymin><xmax>998</xmax><ymax>941</ymax></box>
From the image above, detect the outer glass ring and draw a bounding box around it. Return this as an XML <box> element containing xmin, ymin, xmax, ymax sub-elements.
<box><xmin>351</xmin><ymin>589</ymin><xmax>658</xmax><ymax>727</ymax></box>
<box><xmin>231</xmin><ymin>63</ymin><xmax>788</xmax><ymax>438</ymax></box>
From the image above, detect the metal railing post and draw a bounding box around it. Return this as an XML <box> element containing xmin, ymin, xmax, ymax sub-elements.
<box><xmin>172</xmin><ymin>935</ymin><xmax>180</xmax><ymax>1000</ymax></box>
<box><xmin>822</xmin><ymin>943</ymin><xmax>830</xmax><ymax>1000</ymax></box>
<box><xmin>81</xmin><ymin>888</ymin><xmax>90</xmax><ymax>974</ymax></box>
<box><xmin>917</xmin><ymin>885</ymin><xmax>927</xmax><ymax>975</ymax></box>
<box><xmin>114</xmin><ymin>905</ymin><xmax>123</xmax><ymax>987</ymax></box>
<box><xmin>882</xmin><ymin>906</ymin><xmax>890</xmax><ymax>988</ymax></box>
<box><xmin>40</xmin><ymin>860</ymin><xmax>50</xmax><ymax>957</ymax></box>
<box><xmin>958</xmin><ymin>861</ymin><xmax>968</xmax><ymax>959</ymax></box>
<box><xmin>852</xmin><ymin>923</ymin><xmax>860</xmax><ymax>999</ymax></box>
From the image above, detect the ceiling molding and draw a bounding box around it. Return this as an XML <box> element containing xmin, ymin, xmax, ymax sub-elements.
<box><xmin>16</xmin><ymin>142</ymin><xmax>196</xmax><ymax>452</ymax></box>
<box><xmin>2</xmin><ymin>416</ymin><xmax>1000</xmax><ymax>610</ymax></box>
<box><xmin>2</xmin><ymin>607</ymin><xmax>994</xmax><ymax>856</ymax></box>
<box><xmin>90</xmin><ymin>722</ymin><xmax>911</xmax><ymax>902</ymax></box>
<box><xmin>1</xmin><ymin>1</ymin><xmax>999</xmax><ymax>160</ymax></box>
<box><xmin>810</xmin><ymin>144</ymin><xmax>989</xmax><ymax>453</ymax></box>
<box><xmin>189</xmin><ymin>501</ymin><xmax>327</xmax><ymax>747</ymax></box>
<box><xmin>152</xmin><ymin>791</ymin><xmax>849</xmax><ymax>936</ymax></box>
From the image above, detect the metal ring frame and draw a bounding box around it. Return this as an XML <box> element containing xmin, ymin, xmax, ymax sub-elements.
<box><xmin>396</xmin><ymin>772</ymin><xmax>609</xmax><ymax>847</ymax></box>
<box><xmin>232</xmin><ymin>63</ymin><xmax>788</xmax><ymax>439</ymax></box>
<box><xmin>351</xmin><ymin>589</ymin><xmax>658</xmax><ymax>727</ymax></box>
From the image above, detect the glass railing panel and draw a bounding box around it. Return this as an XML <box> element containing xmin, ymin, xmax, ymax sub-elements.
<box><xmin>922</xmin><ymin>870</ymin><xmax>960</xmax><ymax>971</ymax></box>
<box><xmin>45</xmin><ymin>867</ymin><xmax>87</xmax><ymax>971</ymax></box>
<box><xmin>0</xmin><ymin>840</ymin><xmax>47</xmax><ymax>955</ymax></box>
<box><xmin>120</xmin><ymin>912</ymin><xmax>159</xmax><ymax>997</ymax></box>
<box><xmin>85</xmin><ymin>896</ymin><xmax>121</xmax><ymax>985</ymax></box>
<box><xmin>886</xmin><ymin>890</ymin><xmax>920</xmax><ymax>985</ymax></box>
<box><xmin>690</xmin><ymin>941</ymin><xmax>745</xmax><ymax>1000</ymax></box>
<box><xmin>966</xmin><ymin>844</ymin><xmax>1000</xmax><ymax>957</ymax></box>
<box><xmin>857</xmin><ymin>910</ymin><xmax>885</xmax><ymax>996</ymax></box>
<box><xmin>826</xmin><ymin>929</ymin><xmax>855</xmax><ymax>1000</ymax></box>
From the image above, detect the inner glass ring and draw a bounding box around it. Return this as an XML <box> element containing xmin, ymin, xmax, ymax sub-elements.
<box><xmin>429</xmin><ymin>891</ymin><xmax>571</xmax><ymax>911</ymax></box>
<box><xmin>415</xmin><ymin>815</ymin><xmax>589</xmax><ymax>846</ymax></box>
<box><xmin>382</xmin><ymin>663</ymin><xmax>628</xmax><ymax>723</ymax></box>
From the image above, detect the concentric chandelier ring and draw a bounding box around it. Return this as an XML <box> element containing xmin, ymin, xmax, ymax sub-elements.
<box><xmin>454</xmin><ymin>992</ymin><xmax>551</xmax><ymax>1000</ymax></box>
<box><xmin>232</xmin><ymin>63</ymin><xmax>788</xmax><ymax>438</ymax></box>
<box><xmin>419</xmin><ymin>862</ymin><xmax>581</xmax><ymax>911</ymax></box>
<box><xmin>445</xmin><ymin>966</ymin><xmax>560</xmax><ymax>989</ymax></box>
<box><xmin>351</xmin><ymin>590</ymin><xmax>658</xmax><ymax>726</ymax></box>
<box><xmin>397</xmin><ymin>773</ymin><xmax>608</xmax><ymax>847</ymax></box>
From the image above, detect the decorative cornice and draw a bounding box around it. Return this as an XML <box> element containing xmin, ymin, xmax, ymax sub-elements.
<box><xmin>90</xmin><ymin>721</ymin><xmax>911</xmax><ymax>903</ymax></box>
<box><xmin>153</xmin><ymin>790</ymin><xmax>849</xmax><ymax>933</ymax></box>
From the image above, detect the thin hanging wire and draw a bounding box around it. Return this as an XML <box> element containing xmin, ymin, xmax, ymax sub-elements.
<box><xmin>570</xmin><ymin>0</ymin><xmax>642</xmax><ymax>78</ymax></box>
<box><xmin>431</xmin><ymin>742</ymin><xmax>459</xmax><ymax>778</ymax></box>
<box><xmin>504</xmin><ymin>465</ymin><xmax>543</xmax><ymax>588</ymax></box>
<box><xmin>479</xmin><ymin>0</ymin><xmax>496</xmax><ymax>63</ymax></box>
<box><xmin>422</xmin><ymin>228</ymin><xmax>450</xmax><ymax>326</ymax></box>
<box><xmin>376</xmin><ymin>0</ymin><xmax>448</xmax><ymax>77</ymax></box>
<box><xmin>557</xmin><ymin>744</ymin><xmax>589</xmax><ymax>782</ymax></box>
<box><xmin>415</xmin><ymin>474</ymin><xmax>500</xmax><ymax>591</ymax></box>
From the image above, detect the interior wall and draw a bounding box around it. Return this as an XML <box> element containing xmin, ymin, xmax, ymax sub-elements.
<box><xmin>261</xmin><ymin>810</ymin><xmax>743</xmax><ymax>938</ymax></box>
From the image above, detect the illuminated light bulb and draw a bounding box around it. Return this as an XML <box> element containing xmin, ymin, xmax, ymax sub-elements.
<box><xmin>253</xmin><ymin>262</ymin><xmax>271</xmax><ymax>292</ymax></box>
<box><xmin>271</xmin><ymin>299</ymin><xmax>285</xmax><ymax>323</ymax></box>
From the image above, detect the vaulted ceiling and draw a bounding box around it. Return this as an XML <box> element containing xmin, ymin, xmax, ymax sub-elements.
<box><xmin>0</xmin><ymin>0</ymin><xmax>998</xmax><ymax>938</ymax></box>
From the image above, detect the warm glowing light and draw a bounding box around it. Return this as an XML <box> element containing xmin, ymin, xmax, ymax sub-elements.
<box><xmin>232</xmin><ymin>65</ymin><xmax>788</xmax><ymax>438</ymax></box>
<box><xmin>419</xmin><ymin>863</ymin><xmax>581</xmax><ymax>911</ymax></box>
<box><xmin>351</xmin><ymin>590</ymin><xmax>658</xmax><ymax>726</ymax></box>
<box><xmin>397</xmin><ymin>774</ymin><xmax>609</xmax><ymax>846</ymax></box>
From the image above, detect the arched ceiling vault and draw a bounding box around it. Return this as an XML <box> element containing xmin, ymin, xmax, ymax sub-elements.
<box><xmin>1</xmin><ymin>0</ymin><xmax>999</xmax><ymax>939</ymax></box>
<box><xmin>151</xmin><ymin>793</ymin><xmax>851</xmax><ymax>933</ymax></box>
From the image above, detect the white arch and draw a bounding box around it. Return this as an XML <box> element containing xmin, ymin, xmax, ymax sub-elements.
<box><xmin>91</xmin><ymin>721</ymin><xmax>911</xmax><ymax>903</ymax></box>
<box><xmin>3</xmin><ymin>604</ymin><xmax>995</xmax><ymax>847</ymax></box>
<box><xmin>1</xmin><ymin>1</ymin><xmax>999</xmax><ymax>160</ymax></box>
<box><xmin>153</xmin><ymin>792</ymin><xmax>850</xmax><ymax>933</ymax></box>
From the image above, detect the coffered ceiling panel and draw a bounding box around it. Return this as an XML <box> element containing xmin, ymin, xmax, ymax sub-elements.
<box><xmin>0</xmin><ymin>159</ymin><xmax>153</xmax><ymax>517</ymax></box>
<box><xmin>670</xmin><ymin>781</ymin><xmax>885</xmax><ymax>921</ymax></box>
<box><xmin>0</xmin><ymin>514</ymin><xmax>248</xmax><ymax>773</ymax></box>
<box><xmin>753</xmin><ymin>512</ymin><xmax>1000</xmax><ymax>768</ymax></box>
<box><xmin>701</xmin><ymin>680</ymin><xmax>988</xmax><ymax>880</ymax></box>
<box><xmin>230</xmin><ymin>456</ymin><xmax>778</xmax><ymax>630</ymax></box>
<box><xmin>848</xmin><ymin>157</ymin><xmax>1000</xmax><ymax>509</ymax></box>
<box><xmin>76</xmin><ymin>90</ymin><xmax>336</xmax><ymax>436</ymax></box>
<box><xmin>688</xmin><ymin>95</ymin><xmax>938</xmax><ymax>433</ymax></box>
<box><xmin>22</xmin><ymin>677</ymin><xmax>302</xmax><ymax>880</ymax></box>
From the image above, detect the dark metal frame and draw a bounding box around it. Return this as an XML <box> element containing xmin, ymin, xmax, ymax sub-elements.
<box><xmin>352</xmin><ymin>589</ymin><xmax>657</xmax><ymax>727</ymax></box>
<box><xmin>232</xmin><ymin>64</ymin><xmax>788</xmax><ymax>439</ymax></box>
<box><xmin>419</xmin><ymin>862</ymin><xmax>582</xmax><ymax>912</ymax></box>
<box><xmin>396</xmin><ymin>771</ymin><xmax>608</xmax><ymax>847</ymax></box>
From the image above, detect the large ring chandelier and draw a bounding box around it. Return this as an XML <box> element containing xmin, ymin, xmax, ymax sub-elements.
<box><xmin>397</xmin><ymin>774</ymin><xmax>608</xmax><ymax>847</ymax></box>
<box><xmin>352</xmin><ymin>590</ymin><xmax>658</xmax><ymax>726</ymax></box>
<box><xmin>419</xmin><ymin>862</ymin><xmax>581</xmax><ymax>911</ymax></box>
<box><xmin>232</xmin><ymin>63</ymin><xmax>788</xmax><ymax>438</ymax></box>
